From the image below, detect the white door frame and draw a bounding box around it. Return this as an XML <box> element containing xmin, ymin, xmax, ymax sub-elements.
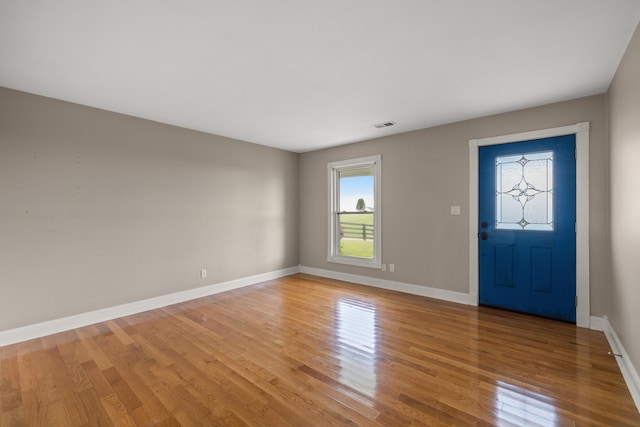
<box><xmin>469</xmin><ymin>122</ymin><xmax>590</xmax><ymax>328</ymax></box>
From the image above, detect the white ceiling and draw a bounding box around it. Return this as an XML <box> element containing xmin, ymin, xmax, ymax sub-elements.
<box><xmin>1</xmin><ymin>1</ymin><xmax>640</xmax><ymax>153</ymax></box>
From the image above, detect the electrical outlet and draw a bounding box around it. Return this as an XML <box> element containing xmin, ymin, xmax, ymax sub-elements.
<box><xmin>389</xmin><ymin>264</ymin><xmax>395</xmax><ymax>273</ymax></box>
<box><xmin>381</xmin><ymin>264</ymin><xmax>386</xmax><ymax>272</ymax></box>
<box><xmin>201</xmin><ymin>269</ymin><xmax>207</xmax><ymax>278</ymax></box>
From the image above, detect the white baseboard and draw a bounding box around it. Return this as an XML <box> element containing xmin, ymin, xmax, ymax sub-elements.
<box><xmin>589</xmin><ymin>315</ymin><xmax>606</xmax><ymax>331</ymax></box>
<box><xmin>0</xmin><ymin>267</ymin><xmax>299</xmax><ymax>347</ymax></box>
<box><xmin>601</xmin><ymin>316</ymin><xmax>640</xmax><ymax>412</ymax></box>
<box><xmin>298</xmin><ymin>265</ymin><xmax>474</xmax><ymax>305</ymax></box>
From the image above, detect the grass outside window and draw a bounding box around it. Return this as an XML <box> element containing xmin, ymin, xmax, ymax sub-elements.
<box><xmin>339</xmin><ymin>213</ymin><xmax>374</xmax><ymax>258</ymax></box>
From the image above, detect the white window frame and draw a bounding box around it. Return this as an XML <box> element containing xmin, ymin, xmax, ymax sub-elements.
<box><xmin>327</xmin><ymin>155</ymin><xmax>382</xmax><ymax>269</ymax></box>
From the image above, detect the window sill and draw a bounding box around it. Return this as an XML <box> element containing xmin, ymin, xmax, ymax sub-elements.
<box><xmin>328</xmin><ymin>255</ymin><xmax>381</xmax><ymax>269</ymax></box>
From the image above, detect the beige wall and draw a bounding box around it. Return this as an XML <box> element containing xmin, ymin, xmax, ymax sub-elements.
<box><xmin>300</xmin><ymin>94</ymin><xmax>609</xmax><ymax>315</ymax></box>
<box><xmin>0</xmin><ymin>87</ymin><xmax>299</xmax><ymax>331</ymax></box>
<box><xmin>608</xmin><ymin>23</ymin><xmax>640</xmax><ymax>381</ymax></box>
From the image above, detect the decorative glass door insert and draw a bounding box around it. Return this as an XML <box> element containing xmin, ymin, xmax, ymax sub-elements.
<box><xmin>495</xmin><ymin>151</ymin><xmax>553</xmax><ymax>231</ymax></box>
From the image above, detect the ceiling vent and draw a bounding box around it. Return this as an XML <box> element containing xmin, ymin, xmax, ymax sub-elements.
<box><xmin>372</xmin><ymin>121</ymin><xmax>396</xmax><ymax>129</ymax></box>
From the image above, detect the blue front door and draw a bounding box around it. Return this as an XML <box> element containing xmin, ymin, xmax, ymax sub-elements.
<box><xmin>479</xmin><ymin>135</ymin><xmax>576</xmax><ymax>322</ymax></box>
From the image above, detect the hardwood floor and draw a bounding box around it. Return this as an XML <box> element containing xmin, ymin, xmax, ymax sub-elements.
<box><xmin>1</xmin><ymin>273</ymin><xmax>639</xmax><ymax>426</ymax></box>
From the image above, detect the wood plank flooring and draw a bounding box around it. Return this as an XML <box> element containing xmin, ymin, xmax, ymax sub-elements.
<box><xmin>1</xmin><ymin>273</ymin><xmax>639</xmax><ymax>426</ymax></box>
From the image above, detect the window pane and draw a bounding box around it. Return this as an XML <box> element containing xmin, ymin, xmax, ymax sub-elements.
<box><xmin>338</xmin><ymin>212</ymin><xmax>374</xmax><ymax>258</ymax></box>
<box><xmin>339</xmin><ymin>168</ymin><xmax>374</xmax><ymax>212</ymax></box>
<box><xmin>495</xmin><ymin>151</ymin><xmax>553</xmax><ymax>231</ymax></box>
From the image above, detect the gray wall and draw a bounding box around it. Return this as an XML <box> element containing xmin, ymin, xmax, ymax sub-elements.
<box><xmin>299</xmin><ymin>94</ymin><xmax>610</xmax><ymax>315</ymax></box>
<box><xmin>0</xmin><ymin>81</ymin><xmax>617</xmax><ymax>337</ymax></box>
<box><xmin>608</xmin><ymin>23</ymin><xmax>640</xmax><ymax>382</ymax></box>
<box><xmin>0</xmin><ymin>87</ymin><xmax>299</xmax><ymax>331</ymax></box>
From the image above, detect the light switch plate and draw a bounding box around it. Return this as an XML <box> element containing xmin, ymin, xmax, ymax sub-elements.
<box><xmin>450</xmin><ymin>205</ymin><xmax>461</xmax><ymax>215</ymax></box>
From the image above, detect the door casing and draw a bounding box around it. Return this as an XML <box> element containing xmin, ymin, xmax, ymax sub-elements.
<box><xmin>469</xmin><ymin>123</ymin><xmax>590</xmax><ymax>328</ymax></box>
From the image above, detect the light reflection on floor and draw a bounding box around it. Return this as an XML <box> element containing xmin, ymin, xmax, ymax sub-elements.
<box><xmin>335</xmin><ymin>298</ymin><xmax>378</xmax><ymax>399</ymax></box>
<box><xmin>494</xmin><ymin>381</ymin><xmax>558</xmax><ymax>426</ymax></box>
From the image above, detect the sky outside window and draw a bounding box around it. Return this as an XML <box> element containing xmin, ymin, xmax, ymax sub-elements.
<box><xmin>340</xmin><ymin>176</ymin><xmax>374</xmax><ymax>212</ymax></box>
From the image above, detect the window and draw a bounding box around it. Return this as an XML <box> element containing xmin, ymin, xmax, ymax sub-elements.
<box><xmin>328</xmin><ymin>155</ymin><xmax>381</xmax><ymax>268</ymax></box>
<box><xmin>495</xmin><ymin>151</ymin><xmax>554</xmax><ymax>230</ymax></box>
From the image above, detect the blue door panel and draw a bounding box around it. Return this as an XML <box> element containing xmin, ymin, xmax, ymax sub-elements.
<box><xmin>495</xmin><ymin>245</ymin><xmax>514</xmax><ymax>287</ymax></box>
<box><xmin>479</xmin><ymin>135</ymin><xmax>576</xmax><ymax>322</ymax></box>
<box><xmin>531</xmin><ymin>247</ymin><xmax>552</xmax><ymax>293</ymax></box>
